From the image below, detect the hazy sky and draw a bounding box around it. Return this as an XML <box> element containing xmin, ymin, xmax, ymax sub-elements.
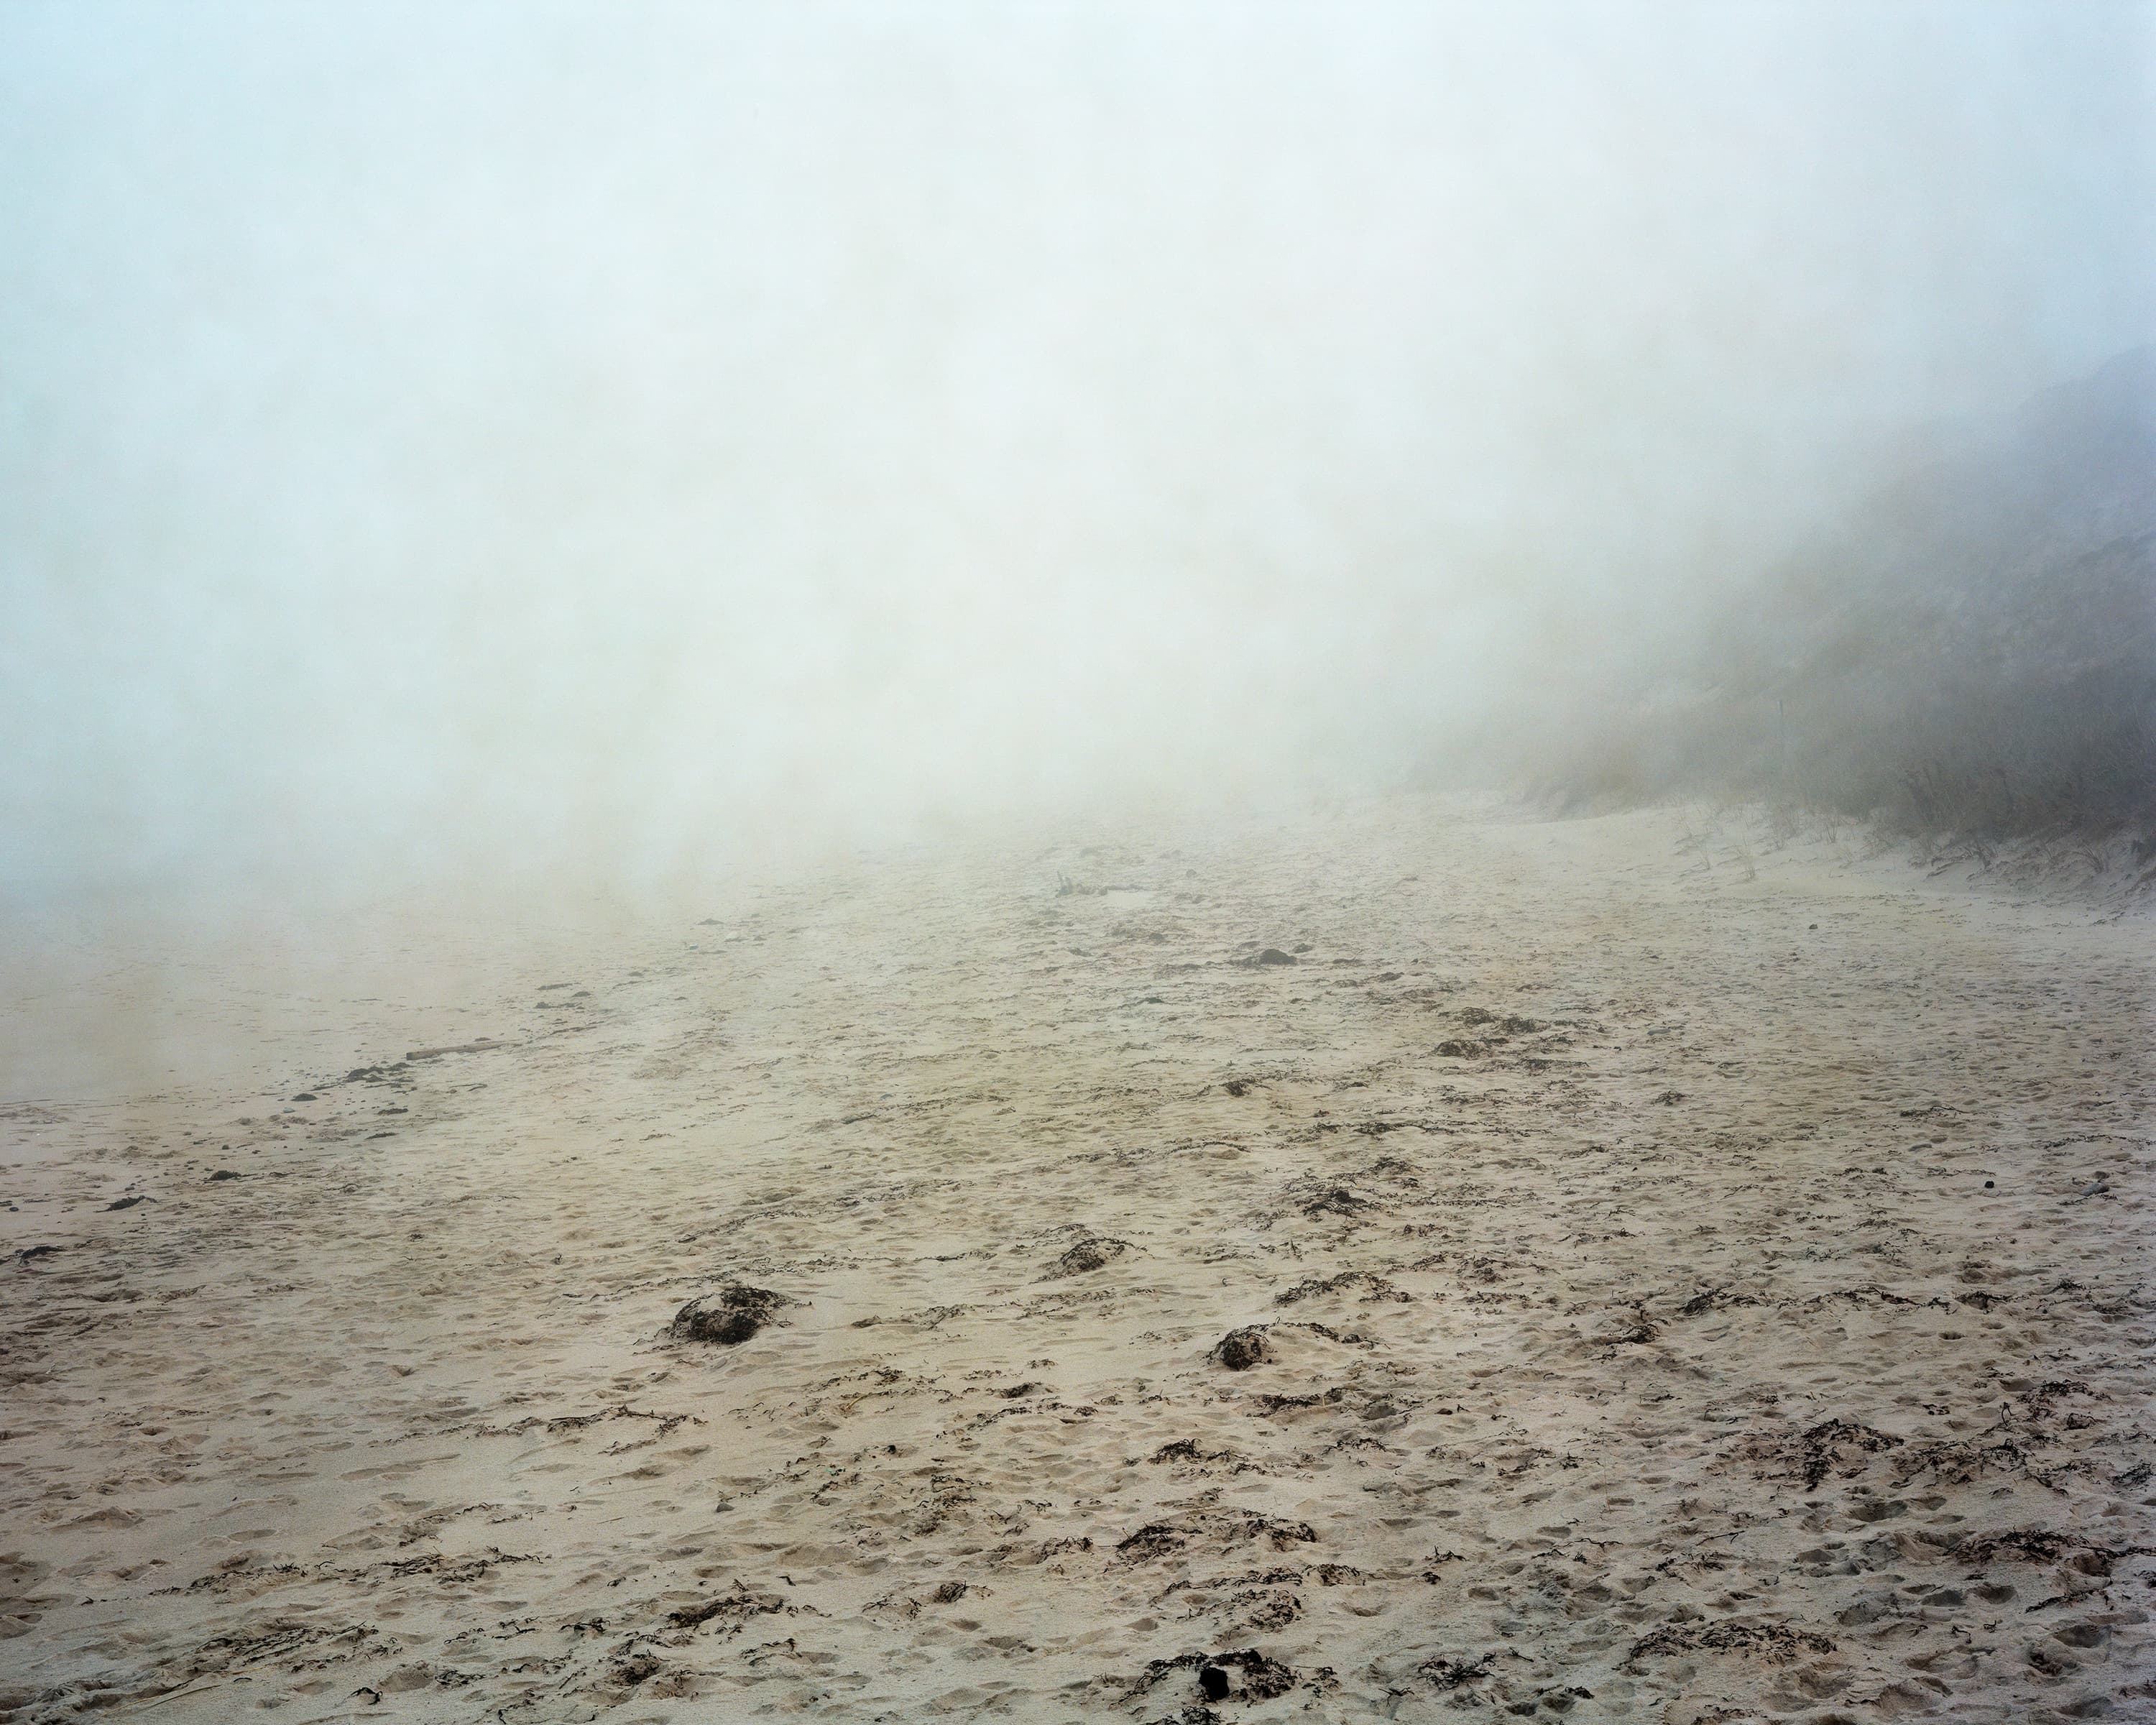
<box><xmin>3</xmin><ymin>1</ymin><xmax>2150</xmax><ymax>901</ymax></box>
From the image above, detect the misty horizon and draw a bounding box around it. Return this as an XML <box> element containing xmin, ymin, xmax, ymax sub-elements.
<box><xmin>4</xmin><ymin>2</ymin><xmax>2152</xmax><ymax>906</ymax></box>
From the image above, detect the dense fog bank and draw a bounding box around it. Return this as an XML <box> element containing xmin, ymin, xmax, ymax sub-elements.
<box><xmin>3</xmin><ymin>4</ymin><xmax>2150</xmax><ymax>908</ymax></box>
<box><xmin>1518</xmin><ymin>348</ymin><xmax>2156</xmax><ymax>848</ymax></box>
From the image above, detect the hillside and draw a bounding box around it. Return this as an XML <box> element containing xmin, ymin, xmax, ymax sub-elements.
<box><xmin>1547</xmin><ymin>348</ymin><xmax>2156</xmax><ymax>845</ymax></box>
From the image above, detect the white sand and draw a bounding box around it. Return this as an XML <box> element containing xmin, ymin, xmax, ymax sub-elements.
<box><xmin>2</xmin><ymin>799</ymin><xmax>2151</xmax><ymax>1723</ymax></box>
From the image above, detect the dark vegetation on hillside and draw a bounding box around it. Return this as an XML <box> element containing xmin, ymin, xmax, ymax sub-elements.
<box><xmin>1543</xmin><ymin>348</ymin><xmax>2155</xmax><ymax>845</ymax></box>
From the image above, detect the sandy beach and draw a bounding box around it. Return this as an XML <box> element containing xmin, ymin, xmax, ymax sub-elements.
<box><xmin>3</xmin><ymin>798</ymin><xmax>2151</xmax><ymax>1724</ymax></box>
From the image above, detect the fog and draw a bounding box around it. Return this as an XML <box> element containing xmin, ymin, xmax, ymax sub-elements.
<box><xmin>4</xmin><ymin>1</ymin><xmax>2151</xmax><ymax>908</ymax></box>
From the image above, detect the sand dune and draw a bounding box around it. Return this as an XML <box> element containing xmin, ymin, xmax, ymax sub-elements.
<box><xmin>2</xmin><ymin>799</ymin><xmax>2151</xmax><ymax>1722</ymax></box>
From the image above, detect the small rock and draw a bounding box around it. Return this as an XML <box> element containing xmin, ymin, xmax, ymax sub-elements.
<box><xmin>1199</xmin><ymin>1665</ymin><xmax>1231</xmax><ymax>1701</ymax></box>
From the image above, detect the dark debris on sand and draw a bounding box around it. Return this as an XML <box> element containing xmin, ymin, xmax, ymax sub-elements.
<box><xmin>671</xmin><ymin>1284</ymin><xmax>789</xmax><ymax>1346</ymax></box>
<box><xmin>1623</xmin><ymin>1620</ymin><xmax>1835</xmax><ymax>1669</ymax></box>
<box><xmin>1132</xmin><ymin>1646</ymin><xmax>1308</xmax><ymax>1703</ymax></box>
<box><xmin>1042</xmin><ymin>1235</ymin><xmax>1130</xmax><ymax>1279</ymax></box>
<box><xmin>1212</xmin><ymin>1325</ymin><xmax>1271</xmax><ymax>1370</ymax></box>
